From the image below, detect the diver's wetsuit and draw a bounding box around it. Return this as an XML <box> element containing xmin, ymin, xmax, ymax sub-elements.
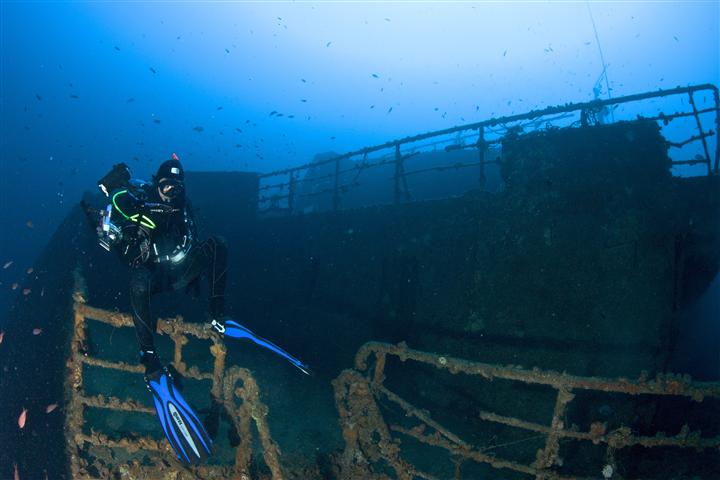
<box><xmin>111</xmin><ymin>181</ymin><xmax>228</xmax><ymax>357</ymax></box>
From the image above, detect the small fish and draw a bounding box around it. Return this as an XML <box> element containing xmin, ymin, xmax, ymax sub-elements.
<box><xmin>217</xmin><ymin>106</ymin><xmax>223</xmax><ymax>110</ymax></box>
<box><xmin>45</xmin><ymin>403</ymin><xmax>58</xmax><ymax>414</ymax></box>
<box><xmin>269</xmin><ymin>111</ymin><xmax>277</xmax><ymax>116</ymax></box>
<box><xmin>503</xmin><ymin>49</ymin><xmax>507</xmax><ymax>57</ymax></box>
<box><xmin>384</xmin><ymin>18</ymin><xmax>391</xmax><ymax>22</ymax></box>
<box><xmin>370</xmin><ymin>105</ymin><xmax>374</xmax><ymax>109</ymax></box>
<box><xmin>149</xmin><ymin>67</ymin><xmax>156</xmax><ymax>74</ymax></box>
<box><xmin>300</xmin><ymin>99</ymin><xmax>307</xmax><ymax>102</ymax></box>
<box><xmin>23</xmin><ymin>289</ymin><xmax>31</xmax><ymax>296</ymax></box>
<box><xmin>234</xmin><ymin>144</ymin><xmax>242</xmax><ymax>148</ymax></box>
<box><xmin>40</xmin><ymin>287</ymin><xmax>45</xmax><ymax>297</ymax></box>
<box><xmin>276</xmin><ymin>113</ymin><xmax>284</xmax><ymax>117</ymax></box>
<box><xmin>14</xmin><ymin>463</ymin><xmax>19</xmax><ymax>480</ymax></box>
<box><xmin>192</xmin><ymin>126</ymin><xmax>204</xmax><ymax>132</ymax></box>
<box><xmin>235</xmin><ymin>128</ymin><xmax>242</xmax><ymax>133</ymax></box>
<box><xmin>326</xmin><ymin>41</ymin><xmax>332</xmax><ymax>47</ymax></box>
<box><xmin>35</xmin><ymin>93</ymin><xmax>42</xmax><ymax>101</ymax></box>
<box><xmin>126</xmin><ymin>97</ymin><xmax>135</xmax><ymax>103</ymax></box>
<box><xmin>301</xmin><ymin>78</ymin><xmax>306</xmax><ymax>83</ymax></box>
<box><xmin>288</xmin><ymin>115</ymin><xmax>295</xmax><ymax>118</ymax></box>
<box><xmin>26</xmin><ymin>220</ymin><xmax>34</xmax><ymax>228</ymax></box>
<box><xmin>18</xmin><ymin>408</ymin><xmax>27</xmax><ymax>429</ymax></box>
<box><xmin>3</xmin><ymin>261</ymin><xmax>12</xmax><ymax>269</ymax></box>
<box><xmin>33</xmin><ymin>328</ymin><xmax>42</xmax><ymax>335</ymax></box>
<box><xmin>372</xmin><ymin>73</ymin><xmax>379</xmax><ymax>78</ymax></box>
<box><xmin>225</xmin><ymin>48</ymin><xmax>230</xmax><ymax>53</ymax></box>
<box><xmin>330</xmin><ymin>136</ymin><xmax>336</xmax><ymax>140</ymax></box>
<box><xmin>387</xmin><ymin>107</ymin><xmax>393</xmax><ymax>114</ymax></box>
<box><xmin>11</xmin><ymin>283</ymin><xmax>18</xmax><ymax>290</ymax></box>
<box><xmin>114</xmin><ymin>45</ymin><xmax>120</xmax><ymax>51</ymax></box>
<box><xmin>673</xmin><ymin>35</ymin><xmax>678</xmax><ymax>42</ymax></box>
<box><xmin>70</xmin><ymin>94</ymin><xmax>79</xmax><ymax>99</ymax></box>
<box><xmin>0</xmin><ymin>330</ymin><xmax>4</xmax><ymax>344</ymax></box>
<box><xmin>153</xmin><ymin>119</ymin><xmax>161</xmax><ymax>124</ymax></box>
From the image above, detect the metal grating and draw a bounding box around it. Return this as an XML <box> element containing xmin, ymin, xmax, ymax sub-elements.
<box><xmin>65</xmin><ymin>269</ymin><xmax>283</xmax><ymax>480</ymax></box>
<box><xmin>333</xmin><ymin>341</ymin><xmax>720</xmax><ymax>480</ymax></box>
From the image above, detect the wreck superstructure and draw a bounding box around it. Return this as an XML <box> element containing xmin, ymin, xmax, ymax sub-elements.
<box><xmin>1</xmin><ymin>85</ymin><xmax>719</xmax><ymax>479</ymax></box>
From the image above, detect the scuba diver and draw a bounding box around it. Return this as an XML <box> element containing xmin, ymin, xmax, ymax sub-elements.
<box><xmin>82</xmin><ymin>154</ymin><xmax>309</xmax><ymax>467</ymax></box>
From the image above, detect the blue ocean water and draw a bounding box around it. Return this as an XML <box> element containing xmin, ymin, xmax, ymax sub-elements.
<box><xmin>1</xmin><ymin>3</ymin><xmax>718</xmax><ymax>479</ymax></box>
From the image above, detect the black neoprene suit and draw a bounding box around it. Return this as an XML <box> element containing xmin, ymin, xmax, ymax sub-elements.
<box><xmin>112</xmin><ymin>183</ymin><xmax>228</xmax><ymax>352</ymax></box>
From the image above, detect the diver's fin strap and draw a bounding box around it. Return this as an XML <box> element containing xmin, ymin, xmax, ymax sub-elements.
<box><xmin>213</xmin><ymin>319</ymin><xmax>310</xmax><ymax>375</ymax></box>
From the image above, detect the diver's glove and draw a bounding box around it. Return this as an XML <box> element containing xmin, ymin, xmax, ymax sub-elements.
<box><xmin>210</xmin><ymin>318</ymin><xmax>310</xmax><ymax>375</ymax></box>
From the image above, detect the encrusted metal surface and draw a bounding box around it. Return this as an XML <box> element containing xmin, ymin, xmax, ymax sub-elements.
<box><xmin>333</xmin><ymin>341</ymin><xmax>720</xmax><ymax>480</ymax></box>
<box><xmin>65</xmin><ymin>273</ymin><xmax>283</xmax><ymax>480</ymax></box>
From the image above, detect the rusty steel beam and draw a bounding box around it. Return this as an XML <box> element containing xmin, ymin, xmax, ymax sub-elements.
<box><xmin>332</xmin><ymin>369</ymin><xmax>416</xmax><ymax>480</ymax></box>
<box><xmin>355</xmin><ymin>342</ymin><xmax>720</xmax><ymax>402</ymax></box>
<box><xmin>375</xmin><ymin>384</ymin><xmax>470</xmax><ymax>449</ymax></box>
<box><xmin>222</xmin><ymin>367</ymin><xmax>285</xmax><ymax>480</ymax></box>
<box><xmin>338</xmin><ymin>341</ymin><xmax>720</xmax><ymax>480</ymax></box>
<box><xmin>64</xmin><ymin>271</ymin><xmax>282</xmax><ymax>479</ymax></box>
<box><xmin>78</xmin><ymin>393</ymin><xmax>154</xmax><ymax>414</ymax></box>
<box><xmin>479</xmin><ymin>411</ymin><xmax>606</xmax><ymax>444</ymax></box>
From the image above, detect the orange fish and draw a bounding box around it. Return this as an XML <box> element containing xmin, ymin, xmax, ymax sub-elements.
<box><xmin>32</xmin><ymin>328</ymin><xmax>42</xmax><ymax>336</ymax></box>
<box><xmin>45</xmin><ymin>403</ymin><xmax>58</xmax><ymax>414</ymax></box>
<box><xmin>14</xmin><ymin>463</ymin><xmax>19</xmax><ymax>480</ymax></box>
<box><xmin>18</xmin><ymin>408</ymin><xmax>27</xmax><ymax>429</ymax></box>
<box><xmin>22</xmin><ymin>289</ymin><xmax>31</xmax><ymax>296</ymax></box>
<box><xmin>0</xmin><ymin>330</ymin><xmax>4</xmax><ymax>344</ymax></box>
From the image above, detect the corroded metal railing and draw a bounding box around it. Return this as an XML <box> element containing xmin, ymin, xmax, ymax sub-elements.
<box><xmin>333</xmin><ymin>341</ymin><xmax>720</xmax><ymax>480</ymax></box>
<box><xmin>259</xmin><ymin>84</ymin><xmax>720</xmax><ymax>215</ymax></box>
<box><xmin>65</xmin><ymin>271</ymin><xmax>283</xmax><ymax>479</ymax></box>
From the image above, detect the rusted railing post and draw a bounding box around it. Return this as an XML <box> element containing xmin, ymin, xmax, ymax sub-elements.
<box><xmin>288</xmin><ymin>171</ymin><xmax>296</xmax><ymax>215</ymax></box>
<box><xmin>394</xmin><ymin>143</ymin><xmax>405</xmax><ymax>204</ymax></box>
<box><xmin>477</xmin><ymin>126</ymin><xmax>486</xmax><ymax>190</ymax></box>
<box><xmin>688</xmin><ymin>91</ymin><xmax>713</xmax><ymax>176</ymax></box>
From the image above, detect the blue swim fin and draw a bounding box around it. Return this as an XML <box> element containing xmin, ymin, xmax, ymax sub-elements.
<box><xmin>212</xmin><ymin>319</ymin><xmax>311</xmax><ymax>375</ymax></box>
<box><xmin>145</xmin><ymin>368</ymin><xmax>213</xmax><ymax>466</ymax></box>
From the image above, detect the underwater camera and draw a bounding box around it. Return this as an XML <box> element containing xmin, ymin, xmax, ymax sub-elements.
<box><xmin>97</xmin><ymin>203</ymin><xmax>122</xmax><ymax>251</ymax></box>
<box><xmin>97</xmin><ymin>162</ymin><xmax>131</xmax><ymax>197</ymax></box>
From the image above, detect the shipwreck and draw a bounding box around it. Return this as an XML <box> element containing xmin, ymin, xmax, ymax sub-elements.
<box><xmin>1</xmin><ymin>84</ymin><xmax>719</xmax><ymax>479</ymax></box>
